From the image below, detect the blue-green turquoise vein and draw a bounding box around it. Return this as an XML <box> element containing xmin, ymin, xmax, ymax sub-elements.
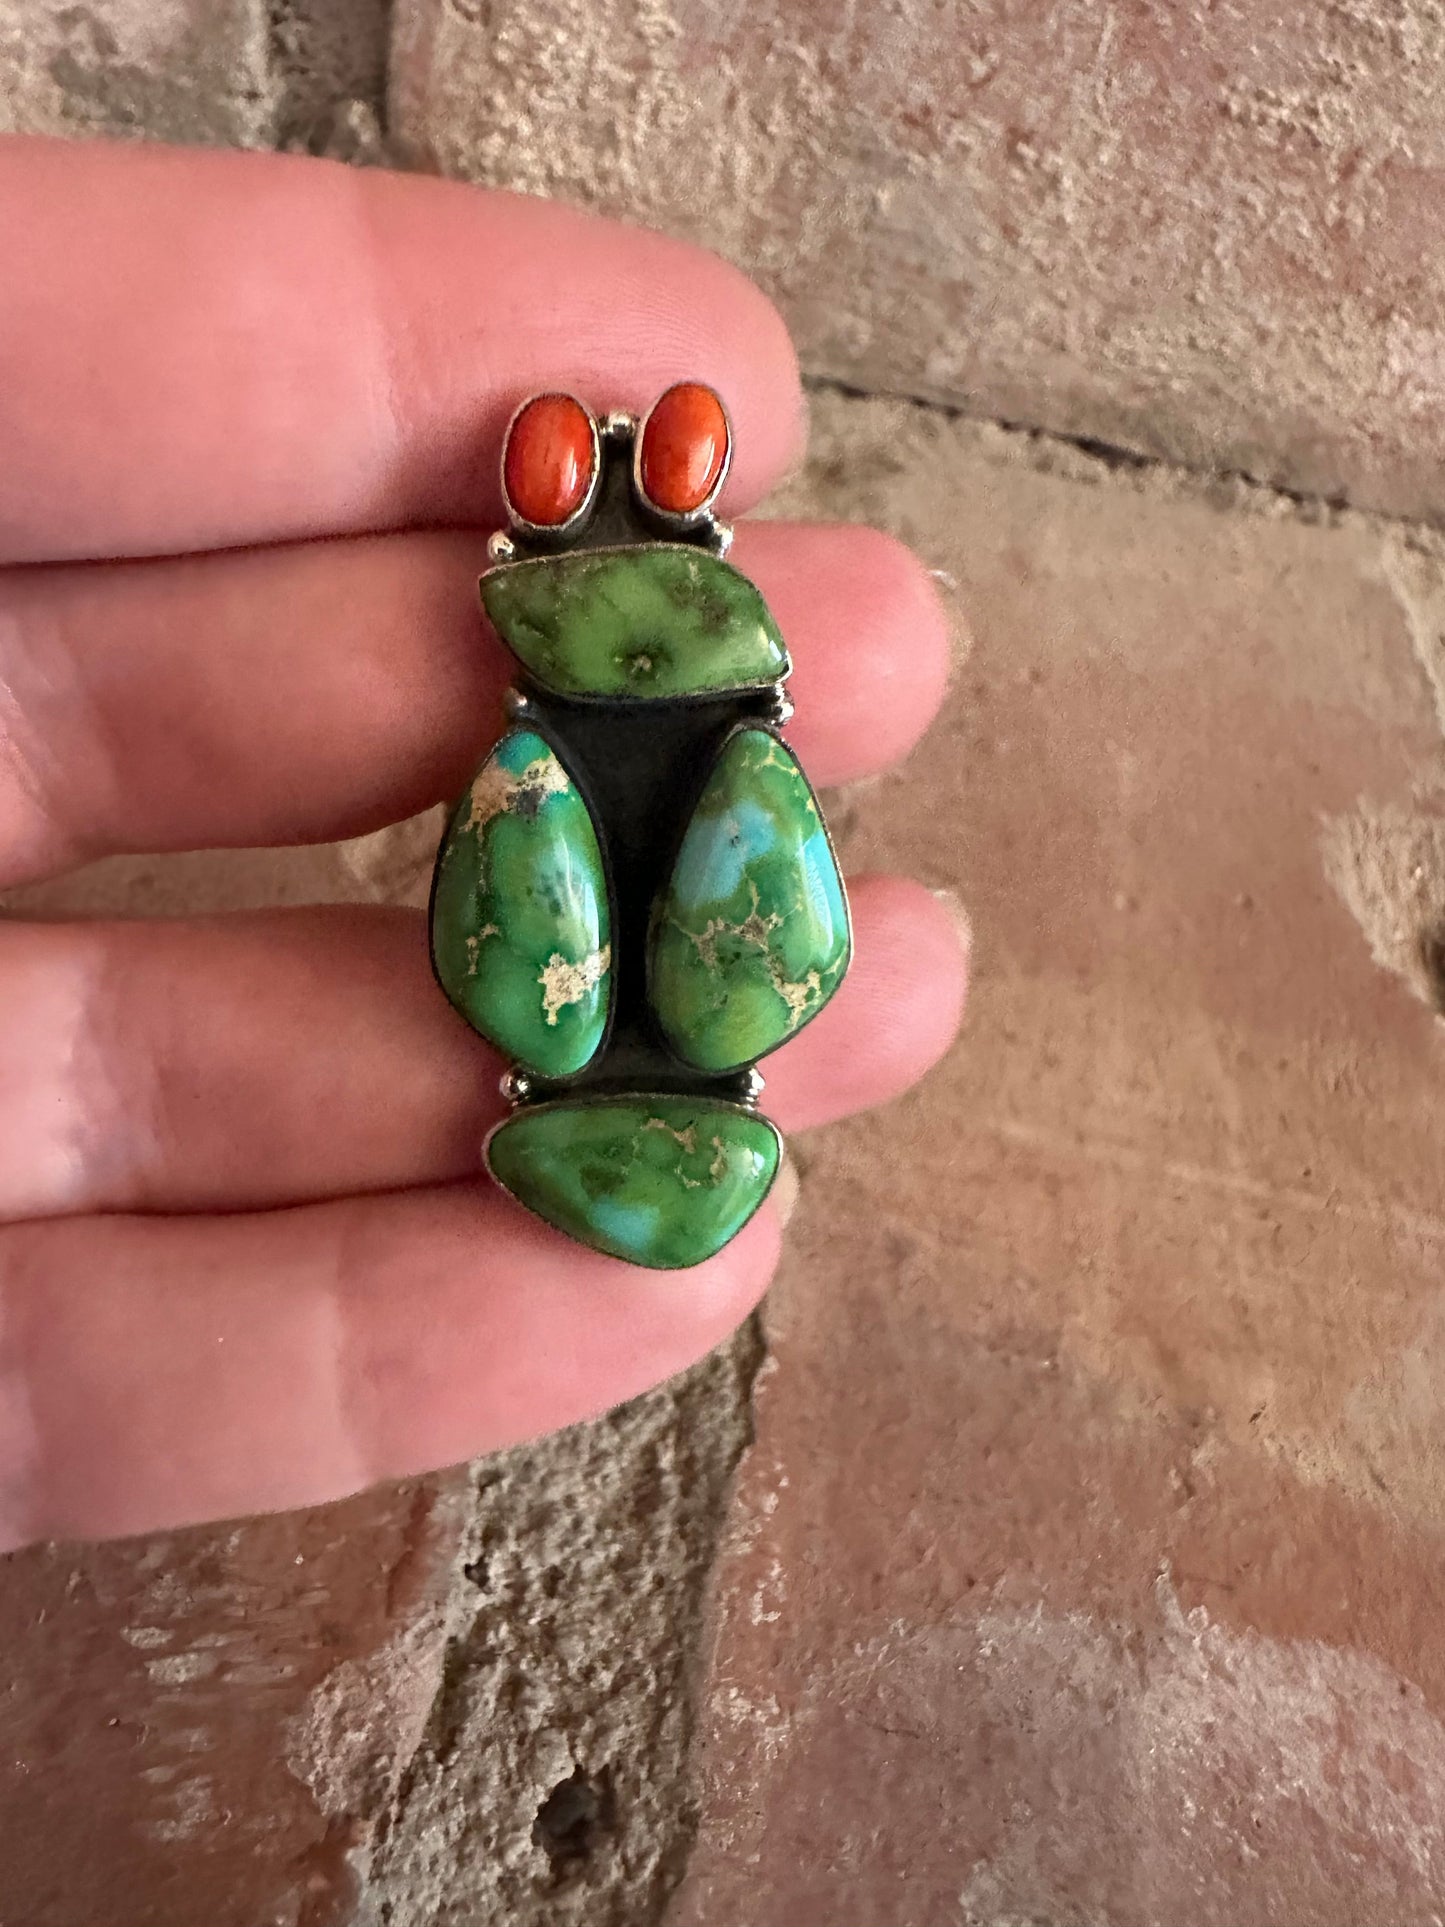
<box><xmin>649</xmin><ymin>727</ymin><xmax>850</xmax><ymax>1072</ymax></box>
<box><xmin>488</xmin><ymin>1096</ymin><xmax>782</xmax><ymax>1268</ymax></box>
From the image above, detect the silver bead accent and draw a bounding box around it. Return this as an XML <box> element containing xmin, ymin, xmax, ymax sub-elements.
<box><xmin>502</xmin><ymin>686</ymin><xmax>537</xmax><ymax>722</ymax></box>
<box><xmin>710</xmin><ymin>520</ymin><xmax>735</xmax><ymax>558</ymax></box>
<box><xmin>739</xmin><ymin>1067</ymin><xmax>766</xmax><ymax>1105</ymax></box>
<box><xmin>603</xmin><ymin>410</ymin><xmax>639</xmax><ymax>442</ymax></box>
<box><xmin>487</xmin><ymin>530</ymin><xmax>517</xmax><ymax>564</ymax></box>
<box><xmin>500</xmin><ymin>1068</ymin><xmax>533</xmax><ymax>1105</ymax></box>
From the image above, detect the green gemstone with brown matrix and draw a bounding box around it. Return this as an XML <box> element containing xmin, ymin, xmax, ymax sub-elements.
<box><xmin>649</xmin><ymin>728</ymin><xmax>850</xmax><ymax>1072</ymax></box>
<box><xmin>488</xmin><ymin>1095</ymin><xmax>781</xmax><ymax>1268</ymax></box>
<box><xmin>481</xmin><ymin>546</ymin><xmax>790</xmax><ymax>699</ymax></box>
<box><xmin>431</xmin><ymin>728</ymin><xmax>610</xmax><ymax>1078</ymax></box>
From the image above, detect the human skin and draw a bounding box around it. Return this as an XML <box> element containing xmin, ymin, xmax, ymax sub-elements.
<box><xmin>0</xmin><ymin>136</ymin><xmax>967</xmax><ymax>1548</ymax></box>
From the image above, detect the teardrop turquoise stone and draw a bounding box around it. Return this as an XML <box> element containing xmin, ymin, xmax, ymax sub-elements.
<box><xmin>431</xmin><ymin>729</ymin><xmax>610</xmax><ymax>1078</ymax></box>
<box><xmin>488</xmin><ymin>1096</ymin><xmax>781</xmax><ymax>1268</ymax></box>
<box><xmin>650</xmin><ymin>728</ymin><xmax>850</xmax><ymax>1072</ymax></box>
<box><xmin>481</xmin><ymin>547</ymin><xmax>790</xmax><ymax>700</ymax></box>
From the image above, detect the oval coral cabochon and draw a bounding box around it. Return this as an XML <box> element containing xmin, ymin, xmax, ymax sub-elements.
<box><xmin>638</xmin><ymin>382</ymin><xmax>730</xmax><ymax>516</ymax></box>
<box><xmin>502</xmin><ymin>393</ymin><xmax>597</xmax><ymax>527</ymax></box>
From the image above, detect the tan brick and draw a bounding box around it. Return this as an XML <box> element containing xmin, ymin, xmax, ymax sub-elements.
<box><xmin>0</xmin><ymin>1478</ymin><xmax>465</xmax><ymax>1927</ymax></box>
<box><xmin>391</xmin><ymin>0</ymin><xmax>1445</xmax><ymax>522</ymax></box>
<box><xmin>0</xmin><ymin>1</ymin><xmax>273</xmax><ymax>144</ymax></box>
<box><xmin>671</xmin><ymin>392</ymin><xmax>1445</xmax><ymax>1923</ymax></box>
<box><xmin>0</xmin><ymin>1</ymin><xmax>390</xmax><ymax>153</ymax></box>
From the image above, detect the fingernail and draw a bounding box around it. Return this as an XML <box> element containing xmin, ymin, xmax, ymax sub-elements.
<box><xmin>772</xmin><ymin>1151</ymin><xmax>801</xmax><ymax>1230</ymax></box>
<box><xmin>930</xmin><ymin>886</ymin><xmax>973</xmax><ymax>956</ymax></box>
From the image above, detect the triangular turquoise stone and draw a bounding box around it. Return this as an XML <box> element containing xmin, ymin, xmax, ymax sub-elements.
<box><xmin>649</xmin><ymin>729</ymin><xmax>850</xmax><ymax>1071</ymax></box>
<box><xmin>430</xmin><ymin>729</ymin><xmax>610</xmax><ymax>1078</ymax></box>
<box><xmin>488</xmin><ymin>1096</ymin><xmax>782</xmax><ymax>1269</ymax></box>
<box><xmin>481</xmin><ymin>546</ymin><xmax>790</xmax><ymax>700</ymax></box>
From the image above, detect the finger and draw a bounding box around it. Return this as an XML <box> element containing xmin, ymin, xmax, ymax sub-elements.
<box><xmin>0</xmin><ymin>1180</ymin><xmax>780</xmax><ymax>1547</ymax></box>
<box><xmin>0</xmin><ymin>136</ymin><xmax>801</xmax><ymax>563</ymax></box>
<box><xmin>0</xmin><ymin>523</ymin><xmax>951</xmax><ymax>882</ymax></box>
<box><xmin>0</xmin><ymin>879</ymin><xmax>966</xmax><ymax>1219</ymax></box>
<box><xmin>769</xmin><ymin>877</ymin><xmax>968</xmax><ymax>1127</ymax></box>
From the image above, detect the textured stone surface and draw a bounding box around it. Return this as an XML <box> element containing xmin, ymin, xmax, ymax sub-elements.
<box><xmin>432</xmin><ymin>729</ymin><xmax>611</xmax><ymax>1079</ymax></box>
<box><xmin>481</xmin><ymin>547</ymin><xmax>789</xmax><ymax>700</ymax></box>
<box><xmin>672</xmin><ymin>393</ymin><xmax>1445</xmax><ymax>1923</ymax></box>
<box><xmin>392</xmin><ymin>0</ymin><xmax>1445</xmax><ymax>524</ymax></box>
<box><xmin>352</xmin><ymin>1332</ymin><xmax>764</xmax><ymax>1927</ymax></box>
<box><xmin>489</xmin><ymin>1096</ymin><xmax>781</xmax><ymax>1269</ymax></box>
<box><xmin>0</xmin><ymin>1474</ymin><xmax>467</xmax><ymax>1927</ymax></box>
<box><xmin>650</xmin><ymin>728</ymin><xmax>849</xmax><ymax>1071</ymax></box>
<box><xmin>0</xmin><ymin>0</ymin><xmax>272</xmax><ymax>143</ymax></box>
<box><xmin>0</xmin><ymin>1</ymin><xmax>392</xmax><ymax>153</ymax></box>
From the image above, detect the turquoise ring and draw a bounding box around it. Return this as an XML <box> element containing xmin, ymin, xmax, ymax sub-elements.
<box><xmin>429</xmin><ymin>386</ymin><xmax>851</xmax><ymax>1268</ymax></box>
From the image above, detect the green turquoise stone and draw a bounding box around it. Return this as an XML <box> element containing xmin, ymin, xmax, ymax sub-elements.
<box><xmin>481</xmin><ymin>546</ymin><xmax>790</xmax><ymax>700</ymax></box>
<box><xmin>488</xmin><ymin>1096</ymin><xmax>781</xmax><ymax>1269</ymax></box>
<box><xmin>430</xmin><ymin>729</ymin><xmax>610</xmax><ymax>1078</ymax></box>
<box><xmin>650</xmin><ymin>728</ymin><xmax>850</xmax><ymax>1072</ymax></box>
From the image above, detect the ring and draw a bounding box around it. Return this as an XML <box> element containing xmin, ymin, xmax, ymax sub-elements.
<box><xmin>429</xmin><ymin>384</ymin><xmax>852</xmax><ymax>1267</ymax></box>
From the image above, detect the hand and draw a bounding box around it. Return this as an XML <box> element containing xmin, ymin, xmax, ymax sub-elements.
<box><xmin>0</xmin><ymin>136</ymin><xmax>967</xmax><ymax>1547</ymax></box>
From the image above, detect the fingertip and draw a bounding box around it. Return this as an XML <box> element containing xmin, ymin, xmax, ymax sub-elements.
<box><xmin>456</xmin><ymin>196</ymin><xmax>804</xmax><ymax>513</ymax></box>
<box><xmin>924</xmin><ymin>883</ymin><xmax>974</xmax><ymax>976</ymax></box>
<box><xmin>850</xmin><ymin>870</ymin><xmax>971</xmax><ymax>1070</ymax></box>
<box><xmin>357</xmin><ymin>1183</ymin><xmax>781</xmax><ymax>1484</ymax></box>
<box><xmin>864</xmin><ymin>525</ymin><xmax>957</xmax><ymax>743</ymax></box>
<box><xmin>768</xmin><ymin>872</ymin><xmax>970</xmax><ymax>1131</ymax></box>
<box><xmin>737</xmin><ymin>522</ymin><xmax>957</xmax><ymax>782</ymax></box>
<box><xmin>714</xmin><ymin>266</ymin><xmax>806</xmax><ymax>506</ymax></box>
<box><xmin>826</xmin><ymin>525</ymin><xmax>954</xmax><ymax>774</ymax></box>
<box><xmin>668</xmin><ymin>1198</ymin><xmax>782</xmax><ymax>1338</ymax></box>
<box><xmin>619</xmin><ymin>233</ymin><xmax>805</xmax><ymax>509</ymax></box>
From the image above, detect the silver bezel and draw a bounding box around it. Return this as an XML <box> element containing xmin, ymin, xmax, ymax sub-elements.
<box><xmin>500</xmin><ymin>392</ymin><xmax>603</xmax><ymax>543</ymax></box>
<box><xmin>631</xmin><ymin>385</ymin><xmax>733</xmax><ymax>535</ymax></box>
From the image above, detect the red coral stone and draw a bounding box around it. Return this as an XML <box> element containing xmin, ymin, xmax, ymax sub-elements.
<box><xmin>639</xmin><ymin>383</ymin><xmax>730</xmax><ymax>515</ymax></box>
<box><xmin>503</xmin><ymin>394</ymin><xmax>595</xmax><ymax>526</ymax></box>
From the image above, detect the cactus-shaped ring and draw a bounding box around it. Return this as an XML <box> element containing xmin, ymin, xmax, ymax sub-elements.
<box><xmin>429</xmin><ymin>386</ymin><xmax>851</xmax><ymax>1269</ymax></box>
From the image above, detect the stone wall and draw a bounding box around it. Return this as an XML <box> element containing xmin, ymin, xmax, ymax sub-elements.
<box><xmin>6</xmin><ymin>3</ymin><xmax>1445</xmax><ymax>1922</ymax></box>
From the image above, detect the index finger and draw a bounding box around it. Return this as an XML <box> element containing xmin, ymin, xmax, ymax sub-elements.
<box><xmin>0</xmin><ymin>137</ymin><xmax>803</xmax><ymax>563</ymax></box>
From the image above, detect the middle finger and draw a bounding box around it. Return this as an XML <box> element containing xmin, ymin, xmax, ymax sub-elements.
<box><xmin>0</xmin><ymin>522</ymin><xmax>950</xmax><ymax>885</ymax></box>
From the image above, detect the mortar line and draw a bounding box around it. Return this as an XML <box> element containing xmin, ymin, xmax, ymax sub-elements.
<box><xmin>803</xmin><ymin>373</ymin><xmax>1445</xmax><ymax>543</ymax></box>
<box><xmin>651</xmin><ymin>1310</ymin><xmax>769</xmax><ymax>1926</ymax></box>
<box><xmin>264</xmin><ymin>0</ymin><xmax>395</xmax><ymax>151</ymax></box>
